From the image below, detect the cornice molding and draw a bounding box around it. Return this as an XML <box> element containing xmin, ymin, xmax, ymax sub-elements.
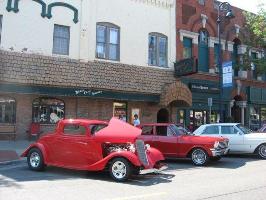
<box><xmin>130</xmin><ymin>0</ymin><xmax>174</xmax><ymax>8</ymax></box>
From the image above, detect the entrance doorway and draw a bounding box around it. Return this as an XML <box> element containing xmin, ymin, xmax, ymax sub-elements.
<box><xmin>157</xmin><ymin>108</ymin><xmax>169</xmax><ymax>123</ymax></box>
<box><xmin>231</xmin><ymin>95</ymin><xmax>243</xmax><ymax>123</ymax></box>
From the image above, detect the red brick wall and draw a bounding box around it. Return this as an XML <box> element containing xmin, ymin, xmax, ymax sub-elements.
<box><xmin>176</xmin><ymin>0</ymin><xmax>246</xmax><ymax>63</ymax></box>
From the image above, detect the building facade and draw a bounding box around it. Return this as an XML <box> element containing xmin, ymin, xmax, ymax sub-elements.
<box><xmin>0</xmin><ymin>0</ymin><xmax>193</xmax><ymax>140</ymax></box>
<box><xmin>175</xmin><ymin>0</ymin><xmax>266</xmax><ymax>131</ymax></box>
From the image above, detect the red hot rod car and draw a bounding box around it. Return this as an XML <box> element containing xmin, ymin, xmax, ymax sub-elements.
<box><xmin>21</xmin><ymin>118</ymin><xmax>166</xmax><ymax>182</ymax></box>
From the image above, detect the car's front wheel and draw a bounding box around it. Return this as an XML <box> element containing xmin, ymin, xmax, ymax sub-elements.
<box><xmin>257</xmin><ymin>144</ymin><xmax>266</xmax><ymax>159</ymax></box>
<box><xmin>109</xmin><ymin>158</ymin><xmax>132</xmax><ymax>182</ymax></box>
<box><xmin>191</xmin><ymin>148</ymin><xmax>209</xmax><ymax>166</ymax></box>
<box><xmin>27</xmin><ymin>148</ymin><xmax>45</xmax><ymax>171</ymax></box>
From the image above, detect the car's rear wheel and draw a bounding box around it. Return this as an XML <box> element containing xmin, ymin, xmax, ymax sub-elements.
<box><xmin>109</xmin><ymin>158</ymin><xmax>132</xmax><ymax>182</ymax></box>
<box><xmin>210</xmin><ymin>156</ymin><xmax>222</xmax><ymax>162</ymax></box>
<box><xmin>27</xmin><ymin>148</ymin><xmax>45</xmax><ymax>171</ymax></box>
<box><xmin>257</xmin><ymin>144</ymin><xmax>266</xmax><ymax>159</ymax></box>
<box><xmin>191</xmin><ymin>148</ymin><xmax>209</xmax><ymax>166</ymax></box>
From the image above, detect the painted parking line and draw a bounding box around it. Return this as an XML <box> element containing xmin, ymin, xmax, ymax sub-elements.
<box><xmin>106</xmin><ymin>192</ymin><xmax>168</xmax><ymax>200</ymax></box>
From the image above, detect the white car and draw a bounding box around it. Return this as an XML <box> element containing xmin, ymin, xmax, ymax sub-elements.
<box><xmin>193</xmin><ymin>123</ymin><xmax>266</xmax><ymax>159</ymax></box>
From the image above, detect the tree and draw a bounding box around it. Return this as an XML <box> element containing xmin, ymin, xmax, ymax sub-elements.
<box><xmin>237</xmin><ymin>4</ymin><xmax>266</xmax><ymax>75</ymax></box>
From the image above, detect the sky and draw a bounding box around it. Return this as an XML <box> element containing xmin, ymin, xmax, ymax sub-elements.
<box><xmin>219</xmin><ymin>0</ymin><xmax>266</xmax><ymax>13</ymax></box>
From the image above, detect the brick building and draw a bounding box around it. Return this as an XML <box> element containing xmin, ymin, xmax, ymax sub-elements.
<box><xmin>175</xmin><ymin>0</ymin><xmax>266</xmax><ymax>131</ymax></box>
<box><xmin>0</xmin><ymin>0</ymin><xmax>193</xmax><ymax>140</ymax></box>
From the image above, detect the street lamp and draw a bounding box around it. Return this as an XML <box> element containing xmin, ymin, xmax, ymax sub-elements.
<box><xmin>217</xmin><ymin>2</ymin><xmax>235</xmax><ymax>122</ymax></box>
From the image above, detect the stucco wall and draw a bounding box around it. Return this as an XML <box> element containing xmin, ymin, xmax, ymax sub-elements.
<box><xmin>0</xmin><ymin>0</ymin><xmax>176</xmax><ymax>68</ymax></box>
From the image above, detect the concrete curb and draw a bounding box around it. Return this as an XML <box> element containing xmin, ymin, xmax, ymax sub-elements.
<box><xmin>0</xmin><ymin>158</ymin><xmax>26</xmax><ymax>166</ymax></box>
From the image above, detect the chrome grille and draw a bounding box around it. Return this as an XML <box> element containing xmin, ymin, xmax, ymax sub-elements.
<box><xmin>135</xmin><ymin>139</ymin><xmax>149</xmax><ymax>166</ymax></box>
<box><xmin>218</xmin><ymin>141</ymin><xmax>228</xmax><ymax>149</ymax></box>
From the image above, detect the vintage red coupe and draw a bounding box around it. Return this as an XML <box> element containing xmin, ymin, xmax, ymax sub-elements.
<box><xmin>138</xmin><ymin>123</ymin><xmax>229</xmax><ymax>166</ymax></box>
<box><xmin>21</xmin><ymin>118</ymin><xmax>166</xmax><ymax>182</ymax></box>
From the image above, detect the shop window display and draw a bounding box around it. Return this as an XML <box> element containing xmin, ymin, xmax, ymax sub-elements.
<box><xmin>113</xmin><ymin>102</ymin><xmax>127</xmax><ymax>122</ymax></box>
<box><xmin>32</xmin><ymin>98</ymin><xmax>65</xmax><ymax>124</ymax></box>
<box><xmin>0</xmin><ymin>97</ymin><xmax>16</xmax><ymax>124</ymax></box>
<box><xmin>261</xmin><ymin>107</ymin><xmax>266</xmax><ymax>126</ymax></box>
<box><xmin>249</xmin><ymin>106</ymin><xmax>260</xmax><ymax>130</ymax></box>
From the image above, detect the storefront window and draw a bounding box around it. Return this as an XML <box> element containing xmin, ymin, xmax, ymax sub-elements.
<box><xmin>178</xmin><ymin>110</ymin><xmax>185</xmax><ymax>125</ymax></box>
<box><xmin>0</xmin><ymin>97</ymin><xmax>16</xmax><ymax>124</ymax></box>
<box><xmin>32</xmin><ymin>98</ymin><xmax>65</xmax><ymax>124</ymax></box>
<box><xmin>189</xmin><ymin>110</ymin><xmax>207</xmax><ymax>131</ymax></box>
<box><xmin>261</xmin><ymin>107</ymin><xmax>266</xmax><ymax>125</ymax></box>
<box><xmin>210</xmin><ymin>111</ymin><xmax>219</xmax><ymax>123</ymax></box>
<box><xmin>113</xmin><ymin>102</ymin><xmax>127</xmax><ymax>122</ymax></box>
<box><xmin>249</xmin><ymin>106</ymin><xmax>260</xmax><ymax>130</ymax></box>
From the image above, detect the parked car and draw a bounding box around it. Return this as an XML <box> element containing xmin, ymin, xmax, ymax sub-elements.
<box><xmin>138</xmin><ymin>123</ymin><xmax>229</xmax><ymax>166</ymax></box>
<box><xmin>193</xmin><ymin>123</ymin><xmax>266</xmax><ymax>159</ymax></box>
<box><xmin>21</xmin><ymin>118</ymin><xmax>166</xmax><ymax>182</ymax></box>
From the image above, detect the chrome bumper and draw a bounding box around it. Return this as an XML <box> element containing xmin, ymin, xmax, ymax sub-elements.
<box><xmin>140</xmin><ymin>165</ymin><xmax>168</xmax><ymax>175</ymax></box>
<box><xmin>210</xmin><ymin>148</ymin><xmax>230</xmax><ymax>157</ymax></box>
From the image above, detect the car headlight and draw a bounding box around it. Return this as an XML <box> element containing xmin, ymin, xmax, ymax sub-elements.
<box><xmin>214</xmin><ymin>141</ymin><xmax>219</xmax><ymax>149</ymax></box>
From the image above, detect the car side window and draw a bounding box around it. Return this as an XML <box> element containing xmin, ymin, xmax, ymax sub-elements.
<box><xmin>90</xmin><ymin>124</ymin><xmax>107</xmax><ymax>135</ymax></box>
<box><xmin>202</xmin><ymin>126</ymin><xmax>219</xmax><ymax>135</ymax></box>
<box><xmin>63</xmin><ymin>124</ymin><xmax>87</xmax><ymax>136</ymax></box>
<box><xmin>141</xmin><ymin>126</ymin><xmax>153</xmax><ymax>135</ymax></box>
<box><xmin>221</xmin><ymin>126</ymin><xmax>236</xmax><ymax>135</ymax></box>
<box><xmin>156</xmin><ymin>126</ymin><xmax>167</xmax><ymax>136</ymax></box>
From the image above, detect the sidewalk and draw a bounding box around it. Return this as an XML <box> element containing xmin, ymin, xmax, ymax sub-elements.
<box><xmin>0</xmin><ymin>140</ymin><xmax>32</xmax><ymax>165</ymax></box>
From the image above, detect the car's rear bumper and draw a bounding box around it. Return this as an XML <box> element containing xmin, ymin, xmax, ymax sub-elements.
<box><xmin>210</xmin><ymin>148</ymin><xmax>230</xmax><ymax>157</ymax></box>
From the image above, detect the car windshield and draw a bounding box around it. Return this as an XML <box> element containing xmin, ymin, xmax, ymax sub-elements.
<box><xmin>170</xmin><ymin>125</ymin><xmax>190</xmax><ymax>135</ymax></box>
<box><xmin>236</xmin><ymin>124</ymin><xmax>252</xmax><ymax>134</ymax></box>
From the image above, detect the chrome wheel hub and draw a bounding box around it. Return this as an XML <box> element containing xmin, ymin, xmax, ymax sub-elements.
<box><xmin>192</xmin><ymin>149</ymin><xmax>206</xmax><ymax>165</ymax></box>
<box><xmin>112</xmin><ymin>161</ymin><xmax>127</xmax><ymax>179</ymax></box>
<box><xmin>30</xmin><ymin>152</ymin><xmax>40</xmax><ymax>168</ymax></box>
<box><xmin>259</xmin><ymin>145</ymin><xmax>266</xmax><ymax>158</ymax></box>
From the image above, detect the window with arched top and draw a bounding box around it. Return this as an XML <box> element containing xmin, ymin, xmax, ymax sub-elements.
<box><xmin>32</xmin><ymin>97</ymin><xmax>65</xmax><ymax>124</ymax></box>
<box><xmin>148</xmin><ymin>33</ymin><xmax>168</xmax><ymax>67</ymax></box>
<box><xmin>0</xmin><ymin>97</ymin><xmax>16</xmax><ymax>124</ymax></box>
<box><xmin>96</xmin><ymin>22</ymin><xmax>120</xmax><ymax>61</ymax></box>
<box><xmin>198</xmin><ymin>29</ymin><xmax>209</xmax><ymax>72</ymax></box>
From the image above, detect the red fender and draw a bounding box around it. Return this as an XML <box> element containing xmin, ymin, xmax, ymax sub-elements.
<box><xmin>146</xmin><ymin>147</ymin><xmax>165</xmax><ymax>168</ymax></box>
<box><xmin>21</xmin><ymin>143</ymin><xmax>49</xmax><ymax>164</ymax></box>
<box><xmin>86</xmin><ymin>151</ymin><xmax>142</xmax><ymax>171</ymax></box>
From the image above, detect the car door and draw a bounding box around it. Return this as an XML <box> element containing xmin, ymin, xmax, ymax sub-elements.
<box><xmin>220</xmin><ymin>125</ymin><xmax>245</xmax><ymax>152</ymax></box>
<box><xmin>153</xmin><ymin>125</ymin><xmax>178</xmax><ymax>158</ymax></box>
<box><xmin>52</xmin><ymin>123</ymin><xmax>99</xmax><ymax>168</ymax></box>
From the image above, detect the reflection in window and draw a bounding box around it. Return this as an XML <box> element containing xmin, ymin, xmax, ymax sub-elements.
<box><xmin>250</xmin><ymin>106</ymin><xmax>260</xmax><ymax>130</ymax></box>
<box><xmin>96</xmin><ymin>23</ymin><xmax>120</xmax><ymax>61</ymax></box>
<box><xmin>148</xmin><ymin>33</ymin><xmax>168</xmax><ymax>67</ymax></box>
<box><xmin>199</xmin><ymin>30</ymin><xmax>209</xmax><ymax>45</ymax></box>
<box><xmin>64</xmin><ymin>124</ymin><xmax>86</xmax><ymax>135</ymax></box>
<box><xmin>203</xmin><ymin>126</ymin><xmax>219</xmax><ymax>135</ymax></box>
<box><xmin>183</xmin><ymin>37</ymin><xmax>192</xmax><ymax>59</ymax></box>
<box><xmin>0</xmin><ymin>97</ymin><xmax>16</xmax><ymax>124</ymax></box>
<box><xmin>32</xmin><ymin>98</ymin><xmax>65</xmax><ymax>124</ymax></box>
<box><xmin>221</xmin><ymin>126</ymin><xmax>236</xmax><ymax>134</ymax></box>
<box><xmin>113</xmin><ymin>102</ymin><xmax>127</xmax><ymax>122</ymax></box>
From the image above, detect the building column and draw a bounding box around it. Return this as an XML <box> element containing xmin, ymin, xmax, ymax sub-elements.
<box><xmin>236</xmin><ymin>101</ymin><xmax>247</xmax><ymax>125</ymax></box>
<box><xmin>228</xmin><ymin>100</ymin><xmax>235</xmax><ymax>117</ymax></box>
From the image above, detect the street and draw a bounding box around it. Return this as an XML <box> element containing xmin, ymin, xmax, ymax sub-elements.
<box><xmin>1</xmin><ymin>156</ymin><xmax>266</xmax><ymax>200</ymax></box>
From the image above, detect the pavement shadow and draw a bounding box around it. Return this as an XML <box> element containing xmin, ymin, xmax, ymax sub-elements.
<box><xmin>0</xmin><ymin>163</ymin><xmax>174</xmax><ymax>187</ymax></box>
<box><xmin>163</xmin><ymin>154</ymin><xmax>260</xmax><ymax>170</ymax></box>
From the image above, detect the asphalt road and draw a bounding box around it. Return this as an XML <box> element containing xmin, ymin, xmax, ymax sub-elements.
<box><xmin>1</xmin><ymin>155</ymin><xmax>266</xmax><ymax>200</ymax></box>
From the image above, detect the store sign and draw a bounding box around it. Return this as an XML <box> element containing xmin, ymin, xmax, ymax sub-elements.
<box><xmin>174</xmin><ymin>58</ymin><xmax>197</xmax><ymax>77</ymax></box>
<box><xmin>74</xmin><ymin>89</ymin><xmax>103</xmax><ymax>96</ymax></box>
<box><xmin>222</xmin><ymin>61</ymin><xmax>233</xmax><ymax>88</ymax></box>
<box><xmin>189</xmin><ymin>83</ymin><xmax>220</xmax><ymax>93</ymax></box>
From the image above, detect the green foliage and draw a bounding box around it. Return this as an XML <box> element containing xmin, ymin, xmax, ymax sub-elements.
<box><xmin>253</xmin><ymin>58</ymin><xmax>266</xmax><ymax>75</ymax></box>
<box><xmin>243</xmin><ymin>4</ymin><xmax>266</xmax><ymax>48</ymax></box>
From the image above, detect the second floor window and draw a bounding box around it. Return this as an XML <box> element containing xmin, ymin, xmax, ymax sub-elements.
<box><xmin>183</xmin><ymin>37</ymin><xmax>192</xmax><ymax>59</ymax></box>
<box><xmin>53</xmin><ymin>25</ymin><xmax>70</xmax><ymax>55</ymax></box>
<box><xmin>96</xmin><ymin>23</ymin><xmax>120</xmax><ymax>61</ymax></box>
<box><xmin>149</xmin><ymin>33</ymin><xmax>168</xmax><ymax>67</ymax></box>
<box><xmin>0</xmin><ymin>15</ymin><xmax>2</xmax><ymax>44</ymax></box>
